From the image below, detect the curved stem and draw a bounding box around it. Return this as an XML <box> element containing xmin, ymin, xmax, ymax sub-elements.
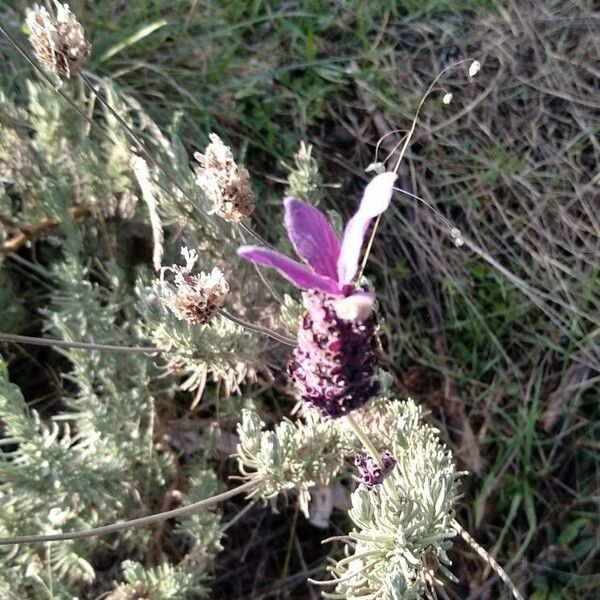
<box><xmin>219</xmin><ymin>309</ymin><xmax>296</xmax><ymax>347</ymax></box>
<box><xmin>0</xmin><ymin>480</ymin><xmax>259</xmax><ymax>546</ymax></box>
<box><xmin>239</xmin><ymin>221</ymin><xmax>277</xmax><ymax>251</ymax></box>
<box><xmin>356</xmin><ymin>59</ymin><xmax>475</xmax><ymax>281</ymax></box>
<box><xmin>344</xmin><ymin>413</ymin><xmax>382</xmax><ymax>468</ymax></box>
<box><xmin>452</xmin><ymin>519</ymin><xmax>525</xmax><ymax>600</ymax></box>
<box><xmin>0</xmin><ymin>332</ymin><xmax>162</xmax><ymax>355</ymax></box>
<box><xmin>237</xmin><ymin>225</ymin><xmax>284</xmax><ymax>304</ymax></box>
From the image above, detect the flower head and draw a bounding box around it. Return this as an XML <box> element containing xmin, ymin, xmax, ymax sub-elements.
<box><xmin>238</xmin><ymin>173</ymin><xmax>396</xmax><ymax>418</ymax></box>
<box><xmin>26</xmin><ymin>2</ymin><xmax>91</xmax><ymax>79</ymax></box>
<box><xmin>194</xmin><ymin>134</ymin><xmax>254</xmax><ymax>222</ymax></box>
<box><xmin>288</xmin><ymin>290</ymin><xmax>380</xmax><ymax>418</ymax></box>
<box><xmin>159</xmin><ymin>248</ymin><xmax>229</xmax><ymax>325</ymax></box>
<box><xmin>237</xmin><ymin>171</ymin><xmax>397</xmax><ymax>302</ymax></box>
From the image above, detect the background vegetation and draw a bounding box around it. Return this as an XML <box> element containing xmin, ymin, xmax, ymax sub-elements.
<box><xmin>0</xmin><ymin>0</ymin><xmax>598</xmax><ymax>598</ymax></box>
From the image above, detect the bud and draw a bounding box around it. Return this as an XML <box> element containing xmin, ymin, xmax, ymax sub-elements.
<box><xmin>160</xmin><ymin>248</ymin><xmax>228</xmax><ymax>325</ymax></box>
<box><xmin>468</xmin><ymin>60</ymin><xmax>481</xmax><ymax>77</ymax></box>
<box><xmin>442</xmin><ymin>92</ymin><xmax>453</xmax><ymax>105</ymax></box>
<box><xmin>355</xmin><ymin>450</ymin><xmax>397</xmax><ymax>488</ymax></box>
<box><xmin>288</xmin><ymin>290</ymin><xmax>380</xmax><ymax>419</ymax></box>
<box><xmin>26</xmin><ymin>2</ymin><xmax>91</xmax><ymax>79</ymax></box>
<box><xmin>194</xmin><ymin>134</ymin><xmax>255</xmax><ymax>223</ymax></box>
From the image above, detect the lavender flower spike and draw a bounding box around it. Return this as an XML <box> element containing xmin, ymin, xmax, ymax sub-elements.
<box><xmin>237</xmin><ymin>172</ymin><xmax>396</xmax><ymax>419</ymax></box>
<box><xmin>237</xmin><ymin>172</ymin><xmax>397</xmax><ymax>296</ymax></box>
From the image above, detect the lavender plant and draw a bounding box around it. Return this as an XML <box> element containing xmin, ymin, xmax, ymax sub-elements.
<box><xmin>235</xmin><ymin>171</ymin><xmax>465</xmax><ymax>596</ymax></box>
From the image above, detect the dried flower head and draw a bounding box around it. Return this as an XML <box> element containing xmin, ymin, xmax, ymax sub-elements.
<box><xmin>26</xmin><ymin>2</ymin><xmax>91</xmax><ymax>79</ymax></box>
<box><xmin>355</xmin><ymin>450</ymin><xmax>397</xmax><ymax>488</ymax></box>
<box><xmin>194</xmin><ymin>134</ymin><xmax>254</xmax><ymax>222</ymax></box>
<box><xmin>160</xmin><ymin>247</ymin><xmax>228</xmax><ymax>325</ymax></box>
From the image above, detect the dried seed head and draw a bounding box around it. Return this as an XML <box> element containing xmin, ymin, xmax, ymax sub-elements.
<box><xmin>194</xmin><ymin>134</ymin><xmax>255</xmax><ymax>223</ymax></box>
<box><xmin>355</xmin><ymin>450</ymin><xmax>397</xmax><ymax>488</ymax></box>
<box><xmin>26</xmin><ymin>2</ymin><xmax>91</xmax><ymax>79</ymax></box>
<box><xmin>160</xmin><ymin>248</ymin><xmax>229</xmax><ymax>325</ymax></box>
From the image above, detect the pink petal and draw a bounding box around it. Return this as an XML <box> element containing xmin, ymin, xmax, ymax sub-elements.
<box><xmin>337</xmin><ymin>172</ymin><xmax>397</xmax><ymax>284</ymax></box>
<box><xmin>283</xmin><ymin>198</ymin><xmax>341</xmax><ymax>279</ymax></box>
<box><xmin>237</xmin><ymin>246</ymin><xmax>340</xmax><ymax>294</ymax></box>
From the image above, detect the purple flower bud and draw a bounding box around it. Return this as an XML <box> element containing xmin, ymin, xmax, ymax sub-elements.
<box><xmin>288</xmin><ymin>290</ymin><xmax>380</xmax><ymax>419</ymax></box>
<box><xmin>355</xmin><ymin>450</ymin><xmax>397</xmax><ymax>489</ymax></box>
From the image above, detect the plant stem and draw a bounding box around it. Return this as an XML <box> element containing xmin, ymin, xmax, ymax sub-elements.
<box><xmin>219</xmin><ymin>309</ymin><xmax>296</xmax><ymax>346</ymax></box>
<box><xmin>0</xmin><ymin>479</ymin><xmax>260</xmax><ymax>546</ymax></box>
<box><xmin>345</xmin><ymin>413</ymin><xmax>382</xmax><ymax>468</ymax></box>
<box><xmin>452</xmin><ymin>520</ymin><xmax>525</xmax><ymax>600</ymax></box>
<box><xmin>0</xmin><ymin>332</ymin><xmax>162</xmax><ymax>355</ymax></box>
<box><xmin>356</xmin><ymin>59</ymin><xmax>475</xmax><ymax>281</ymax></box>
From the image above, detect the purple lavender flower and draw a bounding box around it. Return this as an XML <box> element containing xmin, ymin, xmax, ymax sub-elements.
<box><xmin>355</xmin><ymin>450</ymin><xmax>397</xmax><ymax>488</ymax></box>
<box><xmin>237</xmin><ymin>172</ymin><xmax>397</xmax><ymax>418</ymax></box>
<box><xmin>288</xmin><ymin>289</ymin><xmax>379</xmax><ymax>418</ymax></box>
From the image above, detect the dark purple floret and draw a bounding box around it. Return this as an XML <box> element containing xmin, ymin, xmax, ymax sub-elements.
<box><xmin>355</xmin><ymin>450</ymin><xmax>397</xmax><ymax>488</ymax></box>
<box><xmin>288</xmin><ymin>290</ymin><xmax>380</xmax><ymax>419</ymax></box>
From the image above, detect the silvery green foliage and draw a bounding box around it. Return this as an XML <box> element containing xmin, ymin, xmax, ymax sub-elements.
<box><xmin>0</xmin><ymin>75</ymin><xmax>227</xmax><ymax>597</ymax></box>
<box><xmin>237</xmin><ymin>399</ymin><xmax>459</xmax><ymax>598</ymax></box>
<box><xmin>112</xmin><ymin>560</ymin><xmax>208</xmax><ymax>599</ymax></box>
<box><xmin>108</xmin><ymin>469</ymin><xmax>223</xmax><ymax>600</ymax></box>
<box><xmin>137</xmin><ymin>280</ymin><xmax>260</xmax><ymax>403</ymax></box>
<box><xmin>237</xmin><ymin>407</ymin><xmax>352</xmax><ymax>516</ymax></box>
<box><xmin>0</xmin><ymin>255</ymin><xmax>165</xmax><ymax>596</ymax></box>
<box><xmin>327</xmin><ymin>399</ymin><xmax>459</xmax><ymax>600</ymax></box>
<box><xmin>284</xmin><ymin>141</ymin><xmax>324</xmax><ymax>205</ymax></box>
<box><xmin>174</xmin><ymin>468</ymin><xmax>224</xmax><ymax>570</ymax></box>
<box><xmin>0</xmin><ymin>258</ymin><xmax>225</xmax><ymax>599</ymax></box>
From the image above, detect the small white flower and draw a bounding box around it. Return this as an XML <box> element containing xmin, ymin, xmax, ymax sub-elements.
<box><xmin>365</xmin><ymin>162</ymin><xmax>386</xmax><ymax>174</ymax></box>
<box><xmin>468</xmin><ymin>60</ymin><xmax>481</xmax><ymax>77</ymax></box>
<box><xmin>450</xmin><ymin>227</ymin><xmax>464</xmax><ymax>247</ymax></box>
<box><xmin>442</xmin><ymin>92</ymin><xmax>453</xmax><ymax>105</ymax></box>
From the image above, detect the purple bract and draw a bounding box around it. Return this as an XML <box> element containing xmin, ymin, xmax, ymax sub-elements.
<box><xmin>237</xmin><ymin>172</ymin><xmax>397</xmax><ymax>302</ymax></box>
<box><xmin>355</xmin><ymin>450</ymin><xmax>397</xmax><ymax>488</ymax></box>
